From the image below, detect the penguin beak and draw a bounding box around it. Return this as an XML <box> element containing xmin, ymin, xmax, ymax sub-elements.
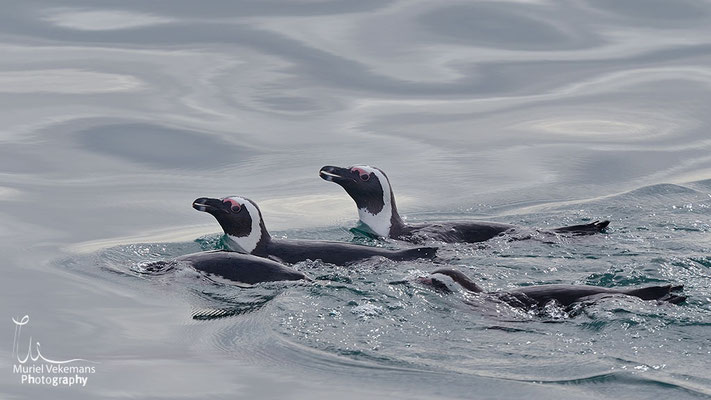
<box><xmin>319</xmin><ymin>165</ymin><xmax>354</xmax><ymax>184</ymax></box>
<box><xmin>192</xmin><ymin>197</ymin><xmax>228</xmax><ymax>213</ymax></box>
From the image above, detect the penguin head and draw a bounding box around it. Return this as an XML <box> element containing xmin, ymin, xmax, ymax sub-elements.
<box><xmin>319</xmin><ymin>165</ymin><xmax>398</xmax><ymax>237</ymax></box>
<box><xmin>417</xmin><ymin>273</ymin><xmax>460</xmax><ymax>294</ymax></box>
<box><xmin>192</xmin><ymin>196</ymin><xmax>269</xmax><ymax>253</ymax></box>
<box><xmin>428</xmin><ymin>268</ymin><xmax>484</xmax><ymax>293</ymax></box>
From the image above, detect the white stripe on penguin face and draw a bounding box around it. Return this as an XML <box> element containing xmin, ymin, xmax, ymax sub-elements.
<box><xmin>353</xmin><ymin>165</ymin><xmax>392</xmax><ymax>237</ymax></box>
<box><xmin>224</xmin><ymin>196</ymin><xmax>263</xmax><ymax>254</ymax></box>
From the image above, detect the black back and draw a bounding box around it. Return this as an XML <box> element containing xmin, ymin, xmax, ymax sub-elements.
<box><xmin>176</xmin><ymin>250</ymin><xmax>306</xmax><ymax>284</ymax></box>
<box><xmin>266</xmin><ymin>239</ymin><xmax>437</xmax><ymax>265</ymax></box>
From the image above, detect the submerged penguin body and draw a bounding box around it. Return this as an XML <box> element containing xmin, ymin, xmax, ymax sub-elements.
<box><xmin>170</xmin><ymin>250</ymin><xmax>307</xmax><ymax>284</ymax></box>
<box><xmin>423</xmin><ymin>268</ymin><xmax>686</xmax><ymax>309</ymax></box>
<box><xmin>263</xmin><ymin>238</ymin><xmax>436</xmax><ymax>265</ymax></box>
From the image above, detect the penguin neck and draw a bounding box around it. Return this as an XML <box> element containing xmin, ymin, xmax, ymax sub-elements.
<box><xmin>357</xmin><ymin>188</ymin><xmax>407</xmax><ymax>238</ymax></box>
<box><xmin>225</xmin><ymin>225</ymin><xmax>270</xmax><ymax>255</ymax></box>
<box><xmin>223</xmin><ymin>203</ymin><xmax>272</xmax><ymax>255</ymax></box>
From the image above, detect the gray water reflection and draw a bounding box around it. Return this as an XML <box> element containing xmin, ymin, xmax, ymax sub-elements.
<box><xmin>419</xmin><ymin>3</ymin><xmax>599</xmax><ymax>51</ymax></box>
<box><xmin>1</xmin><ymin>0</ymin><xmax>711</xmax><ymax>399</ymax></box>
<box><xmin>79</xmin><ymin>123</ymin><xmax>254</xmax><ymax>169</ymax></box>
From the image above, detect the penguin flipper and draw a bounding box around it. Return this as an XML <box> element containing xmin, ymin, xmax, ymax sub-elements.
<box><xmin>267</xmin><ymin>255</ymin><xmax>286</xmax><ymax>264</ymax></box>
<box><xmin>553</xmin><ymin>220</ymin><xmax>610</xmax><ymax>235</ymax></box>
<box><xmin>623</xmin><ymin>284</ymin><xmax>686</xmax><ymax>303</ymax></box>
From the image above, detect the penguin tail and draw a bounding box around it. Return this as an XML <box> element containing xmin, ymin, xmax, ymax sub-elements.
<box><xmin>553</xmin><ymin>220</ymin><xmax>610</xmax><ymax>235</ymax></box>
<box><xmin>623</xmin><ymin>284</ymin><xmax>686</xmax><ymax>304</ymax></box>
<box><xmin>399</xmin><ymin>246</ymin><xmax>438</xmax><ymax>260</ymax></box>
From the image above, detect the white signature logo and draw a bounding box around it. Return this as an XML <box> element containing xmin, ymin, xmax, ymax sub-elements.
<box><xmin>12</xmin><ymin>315</ymin><xmax>96</xmax><ymax>364</ymax></box>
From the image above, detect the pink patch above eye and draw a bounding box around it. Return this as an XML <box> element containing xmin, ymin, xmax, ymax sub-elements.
<box><xmin>351</xmin><ymin>167</ymin><xmax>368</xmax><ymax>175</ymax></box>
<box><xmin>222</xmin><ymin>198</ymin><xmax>241</xmax><ymax>209</ymax></box>
<box><xmin>351</xmin><ymin>167</ymin><xmax>371</xmax><ymax>180</ymax></box>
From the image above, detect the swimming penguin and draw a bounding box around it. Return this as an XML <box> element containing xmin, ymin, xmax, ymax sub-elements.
<box><xmin>147</xmin><ymin>250</ymin><xmax>308</xmax><ymax>285</ymax></box>
<box><xmin>419</xmin><ymin>268</ymin><xmax>686</xmax><ymax>309</ymax></box>
<box><xmin>319</xmin><ymin>165</ymin><xmax>610</xmax><ymax>243</ymax></box>
<box><xmin>192</xmin><ymin>196</ymin><xmax>437</xmax><ymax>265</ymax></box>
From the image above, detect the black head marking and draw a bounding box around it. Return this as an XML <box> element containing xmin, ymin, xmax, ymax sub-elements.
<box><xmin>193</xmin><ymin>196</ymin><xmax>270</xmax><ymax>254</ymax></box>
<box><xmin>347</xmin><ymin>167</ymin><xmax>386</xmax><ymax>215</ymax></box>
<box><xmin>430</xmin><ymin>268</ymin><xmax>484</xmax><ymax>293</ymax></box>
<box><xmin>319</xmin><ymin>165</ymin><xmax>386</xmax><ymax>214</ymax></box>
<box><xmin>320</xmin><ymin>165</ymin><xmax>406</xmax><ymax>237</ymax></box>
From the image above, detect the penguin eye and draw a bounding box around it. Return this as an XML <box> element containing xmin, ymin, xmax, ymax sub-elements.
<box><xmin>350</xmin><ymin>167</ymin><xmax>371</xmax><ymax>182</ymax></box>
<box><xmin>222</xmin><ymin>199</ymin><xmax>242</xmax><ymax>213</ymax></box>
